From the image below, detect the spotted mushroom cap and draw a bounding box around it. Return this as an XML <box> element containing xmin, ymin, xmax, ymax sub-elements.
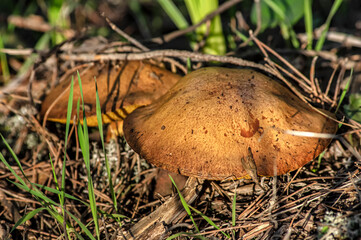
<box><xmin>123</xmin><ymin>67</ymin><xmax>337</xmax><ymax>180</ymax></box>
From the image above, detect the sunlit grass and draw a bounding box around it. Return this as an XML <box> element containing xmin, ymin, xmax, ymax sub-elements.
<box><xmin>95</xmin><ymin>77</ymin><xmax>118</xmax><ymax>211</ymax></box>
<box><xmin>158</xmin><ymin>0</ymin><xmax>226</xmax><ymax>55</ymax></box>
<box><xmin>0</xmin><ymin>72</ymin><xmax>127</xmax><ymax>238</ymax></box>
<box><xmin>304</xmin><ymin>0</ymin><xmax>313</xmax><ymax>50</ymax></box>
<box><xmin>76</xmin><ymin>71</ymin><xmax>100</xmax><ymax>239</ymax></box>
<box><xmin>0</xmin><ymin>34</ymin><xmax>10</xmax><ymax>84</ymax></box>
<box><xmin>315</xmin><ymin>0</ymin><xmax>343</xmax><ymax>51</ymax></box>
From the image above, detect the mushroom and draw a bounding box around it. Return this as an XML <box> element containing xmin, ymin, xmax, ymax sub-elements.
<box><xmin>40</xmin><ymin>61</ymin><xmax>181</xmax><ymax>134</ymax></box>
<box><xmin>123</xmin><ymin>67</ymin><xmax>337</xmax><ymax>180</ymax></box>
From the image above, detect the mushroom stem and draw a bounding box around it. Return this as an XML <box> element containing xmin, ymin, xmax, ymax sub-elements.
<box><xmin>118</xmin><ymin>177</ymin><xmax>202</xmax><ymax>240</ymax></box>
<box><xmin>241</xmin><ymin>147</ymin><xmax>265</xmax><ymax>191</ymax></box>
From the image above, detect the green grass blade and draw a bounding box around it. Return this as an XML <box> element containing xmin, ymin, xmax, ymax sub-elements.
<box><xmin>0</xmin><ymin>136</ymin><xmax>58</xmax><ymax>205</ymax></box>
<box><xmin>94</xmin><ymin>77</ymin><xmax>117</xmax><ymax>211</ymax></box>
<box><xmin>74</xmin><ymin>232</ymin><xmax>86</xmax><ymax>240</ymax></box>
<box><xmin>232</xmin><ymin>187</ymin><xmax>236</xmax><ymax>228</ymax></box>
<box><xmin>33</xmin><ymin>183</ymin><xmax>86</xmax><ymax>204</ymax></box>
<box><xmin>265</xmin><ymin>0</ymin><xmax>299</xmax><ymax>48</ymax></box>
<box><xmin>315</xmin><ymin>0</ymin><xmax>343</xmax><ymax>51</ymax></box>
<box><xmin>158</xmin><ymin>0</ymin><xmax>189</xmax><ymax>29</ymax></box>
<box><xmin>63</xmin><ymin>76</ymin><xmax>74</xmax><ymax>159</ymax></box>
<box><xmin>0</xmin><ymin>146</ymin><xmax>28</xmax><ymax>188</ymax></box>
<box><xmin>189</xmin><ymin>205</ymin><xmax>230</xmax><ymax>238</ymax></box>
<box><xmin>65</xmin><ymin>209</ymin><xmax>96</xmax><ymax>240</ymax></box>
<box><xmin>184</xmin><ymin>0</ymin><xmax>226</xmax><ymax>55</ymax></box>
<box><xmin>344</xmin><ymin>93</ymin><xmax>361</xmax><ymax>123</ymax></box>
<box><xmin>58</xmin><ymin>76</ymin><xmax>74</xmax><ymax>231</ymax></box>
<box><xmin>49</xmin><ymin>154</ymin><xmax>59</xmax><ymax>190</ymax></box>
<box><xmin>264</xmin><ymin>0</ymin><xmax>285</xmax><ymax>20</ymax></box>
<box><xmin>0</xmin><ymin>34</ymin><xmax>10</xmax><ymax>84</ymax></box>
<box><xmin>184</xmin><ymin>0</ymin><xmax>199</xmax><ymax>23</ymax></box>
<box><xmin>169</xmin><ymin>175</ymin><xmax>199</xmax><ymax>232</ymax></box>
<box><xmin>8</xmin><ymin>180</ymin><xmax>58</xmax><ymax>206</ymax></box>
<box><xmin>11</xmin><ymin>207</ymin><xmax>47</xmax><ymax>232</ymax></box>
<box><xmin>8</xmin><ymin>182</ymin><xmax>67</xmax><ymax>227</ymax></box>
<box><xmin>232</xmin><ymin>29</ymin><xmax>253</xmax><ymax>46</ymax></box>
<box><xmin>0</xmin><ymin>138</ymin><xmax>69</xmax><ymax>231</ymax></box>
<box><xmin>312</xmin><ymin>150</ymin><xmax>326</xmax><ymax>172</ymax></box>
<box><xmin>9</xmin><ymin>180</ymin><xmax>67</xmax><ymax>228</ymax></box>
<box><xmin>1</xmin><ymin>134</ymin><xmax>30</xmax><ymax>183</ymax></box>
<box><xmin>304</xmin><ymin>0</ymin><xmax>313</xmax><ymax>50</ymax></box>
<box><xmin>336</xmin><ymin>68</ymin><xmax>353</xmax><ymax>114</ymax></box>
<box><xmin>77</xmin><ymin>71</ymin><xmax>100</xmax><ymax>239</ymax></box>
<box><xmin>101</xmin><ymin>212</ymin><xmax>128</xmax><ymax>219</ymax></box>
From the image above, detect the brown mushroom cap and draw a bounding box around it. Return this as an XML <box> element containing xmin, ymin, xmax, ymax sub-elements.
<box><xmin>123</xmin><ymin>67</ymin><xmax>337</xmax><ymax>180</ymax></box>
<box><xmin>40</xmin><ymin>61</ymin><xmax>181</xmax><ymax>126</ymax></box>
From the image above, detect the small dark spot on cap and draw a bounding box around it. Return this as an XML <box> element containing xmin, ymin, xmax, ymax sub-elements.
<box><xmin>205</xmin><ymin>130</ymin><xmax>208</xmax><ymax>134</ymax></box>
<box><xmin>191</xmin><ymin>129</ymin><xmax>194</xmax><ymax>134</ymax></box>
<box><xmin>161</xmin><ymin>125</ymin><xmax>166</xmax><ymax>130</ymax></box>
<box><xmin>273</xmin><ymin>144</ymin><xmax>281</xmax><ymax>152</ymax></box>
<box><xmin>230</xmin><ymin>105</ymin><xmax>233</xmax><ymax>109</ymax></box>
<box><xmin>130</xmin><ymin>128</ymin><xmax>134</xmax><ymax>133</ymax></box>
<box><xmin>224</xmin><ymin>133</ymin><xmax>227</xmax><ymax>137</ymax></box>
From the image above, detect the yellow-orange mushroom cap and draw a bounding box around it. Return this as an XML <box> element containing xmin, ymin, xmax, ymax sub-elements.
<box><xmin>123</xmin><ymin>67</ymin><xmax>337</xmax><ymax>180</ymax></box>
